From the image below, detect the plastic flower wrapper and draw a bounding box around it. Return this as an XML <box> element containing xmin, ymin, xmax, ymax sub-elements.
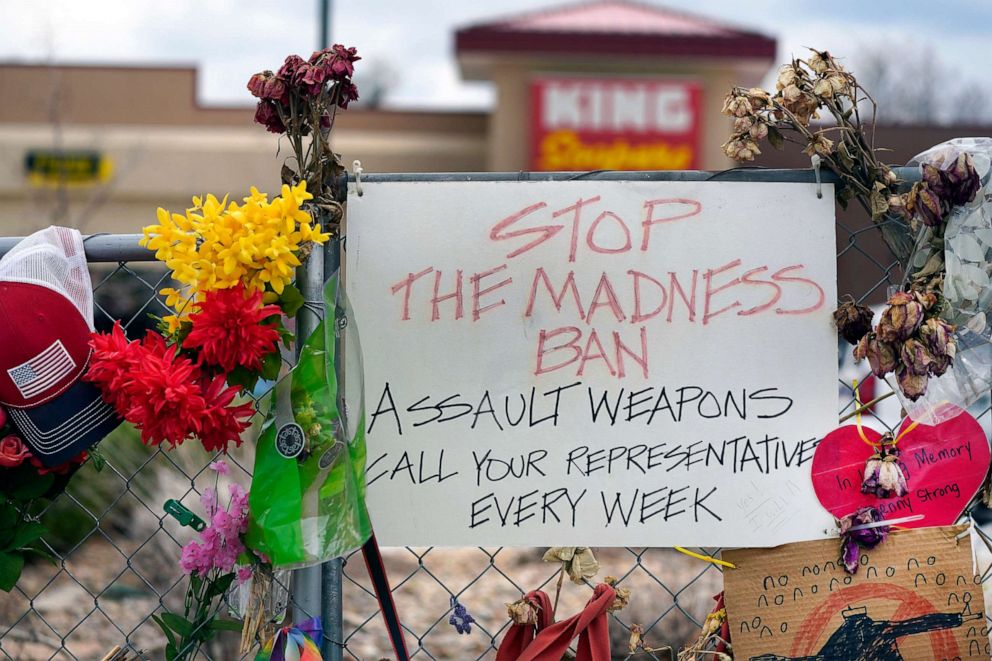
<box><xmin>246</xmin><ymin>272</ymin><xmax>372</xmax><ymax>567</ymax></box>
<box><xmin>889</xmin><ymin>138</ymin><xmax>992</xmax><ymax>425</ymax></box>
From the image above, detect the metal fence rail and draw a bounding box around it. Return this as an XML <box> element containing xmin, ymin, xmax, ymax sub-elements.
<box><xmin>0</xmin><ymin>167</ymin><xmax>988</xmax><ymax>661</ymax></box>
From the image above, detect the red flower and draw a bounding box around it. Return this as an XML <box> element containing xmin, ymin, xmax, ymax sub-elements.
<box><xmin>0</xmin><ymin>435</ymin><xmax>31</xmax><ymax>468</ymax></box>
<box><xmin>86</xmin><ymin>323</ymin><xmax>255</xmax><ymax>453</ymax></box>
<box><xmin>184</xmin><ymin>284</ymin><xmax>281</xmax><ymax>373</ymax></box>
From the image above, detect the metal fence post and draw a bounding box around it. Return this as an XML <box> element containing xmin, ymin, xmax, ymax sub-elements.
<box><xmin>290</xmin><ymin>235</ymin><xmax>326</xmax><ymax>624</ymax></box>
<box><xmin>321</xmin><ymin>235</ymin><xmax>345</xmax><ymax>660</ymax></box>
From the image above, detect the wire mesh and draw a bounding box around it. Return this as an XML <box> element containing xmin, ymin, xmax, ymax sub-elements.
<box><xmin>0</xmin><ymin>180</ymin><xmax>989</xmax><ymax>660</ymax></box>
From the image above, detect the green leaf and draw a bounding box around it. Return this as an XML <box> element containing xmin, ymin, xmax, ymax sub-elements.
<box><xmin>10</xmin><ymin>521</ymin><xmax>46</xmax><ymax>550</ymax></box>
<box><xmin>88</xmin><ymin>448</ymin><xmax>107</xmax><ymax>473</ymax></box>
<box><xmin>0</xmin><ymin>550</ymin><xmax>26</xmax><ymax>592</ymax></box>
<box><xmin>766</xmin><ymin>125</ymin><xmax>785</xmax><ymax>150</ymax></box>
<box><xmin>226</xmin><ymin>365</ymin><xmax>260</xmax><ymax>392</ymax></box>
<box><xmin>279</xmin><ymin>284</ymin><xmax>306</xmax><ymax>317</ymax></box>
<box><xmin>260</xmin><ymin>350</ymin><xmax>282</xmax><ymax>382</ymax></box>
<box><xmin>205</xmin><ymin>572</ymin><xmax>236</xmax><ymax>600</ymax></box>
<box><xmin>10</xmin><ymin>473</ymin><xmax>55</xmax><ymax>500</ymax></box>
<box><xmin>152</xmin><ymin>614</ymin><xmax>178</xmax><ymax>649</ymax></box>
<box><xmin>159</xmin><ymin>612</ymin><xmax>195</xmax><ymax>637</ymax></box>
<box><xmin>209</xmin><ymin>618</ymin><xmax>244</xmax><ymax>632</ymax></box>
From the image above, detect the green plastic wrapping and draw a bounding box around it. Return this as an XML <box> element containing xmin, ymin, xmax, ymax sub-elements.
<box><xmin>246</xmin><ymin>272</ymin><xmax>371</xmax><ymax>568</ymax></box>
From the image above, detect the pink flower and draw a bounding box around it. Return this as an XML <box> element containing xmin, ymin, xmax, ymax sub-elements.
<box><xmin>0</xmin><ymin>435</ymin><xmax>32</xmax><ymax>468</ymax></box>
<box><xmin>180</xmin><ymin>482</ymin><xmax>250</xmax><ymax>576</ymax></box>
<box><xmin>209</xmin><ymin>460</ymin><xmax>230</xmax><ymax>476</ymax></box>
<box><xmin>237</xmin><ymin>566</ymin><xmax>253</xmax><ymax>584</ymax></box>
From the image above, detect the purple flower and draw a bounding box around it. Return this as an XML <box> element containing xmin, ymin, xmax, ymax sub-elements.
<box><xmin>448</xmin><ymin>597</ymin><xmax>476</xmax><ymax>635</ymax></box>
<box><xmin>180</xmin><ymin>483</ymin><xmax>250</xmax><ymax>576</ymax></box>
<box><xmin>237</xmin><ymin>566</ymin><xmax>253</xmax><ymax>585</ymax></box>
<box><xmin>838</xmin><ymin>506</ymin><xmax>889</xmax><ymax>575</ymax></box>
<box><xmin>900</xmin><ymin>338</ymin><xmax>934</xmax><ymax>376</ymax></box>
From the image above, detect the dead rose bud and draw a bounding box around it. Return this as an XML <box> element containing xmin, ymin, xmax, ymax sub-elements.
<box><xmin>854</xmin><ymin>334</ymin><xmax>898</xmax><ymax>378</ymax></box>
<box><xmin>812</xmin><ymin>77</ymin><xmax>832</xmax><ymax>98</ymax></box>
<box><xmin>803</xmin><ymin>133</ymin><xmax>834</xmax><ymax>157</ymax></box>
<box><xmin>900</xmin><ymin>338</ymin><xmax>934</xmax><ymax>376</ymax></box>
<box><xmin>914</xmin><ymin>290</ymin><xmax>938</xmax><ymax>311</ymax></box>
<box><xmin>888</xmin><ymin>194</ymin><xmax>909</xmax><ymax>218</ymax></box>
<box><xmin>809</xmin><ymin>50</ymin><xmax>831</xmax><ymax>74</ymax></box>
<box><xmin>723</xmin><ymin>138</ymin><xmax>760</xmax><ymax>161</ymax></box>
<box><xmin>897</xmin><ymin>365</ymin><xmax>929</xmax><ymax>400</ymax></box>
<box><xmin>915</xmin><ymin>183</ymin><xmax>944</xmax><ymax>227</ymax></box>
<box><xmin>733</xmin><ymin>116</ymin><xmax>754</xmax><ymax>133</ymax></box>
<box><xmin>628</xmin><ymin>625</ymin><xmax>643</xmax><ymax>653</ymax></box>
<box><xmin>506</xmin><ymin>598</ymin><xmax>538</xmax><ymax>625</ymax></box>
<box><xmin>721</xmin><ymin>93</ymin><xmax>752</xmax><ymax>118</ymax></box>
<box><xmin>253</xmin><ymin>100</ymin><xmax>285</xmax><ymax>134</ymax></box>
<box><xmin>921</xmin><ymin>163</ymin><xmax>951</xmax><ymax>200</ymax></box>
<box><xmin>776</xmin><ymin>65</ymin><xmax>798</xmax><ymax>90</ymax></box>
<box><xmin>247</xmin><ymin>70</ymin><xmax>289</xmax><ymax>104</ymax></box>
<box><xmin>833</xmin><ymin>300</ymin><xmax>874</xmax><ymax>345</ymax></box>
<box><xmin>782</xmin><ymin>83</ymin><xmax>803</xmax><ymax>104</ymax></box>
<box><xmin>877</xmin><ymin>291</ymin><xmax>924</xmax><ymax>342</ymax></box>
<box><xmin>747</xmin><ymin>87</ymin><xmax>771</xmax><ymax>109</ymax></box>
<box><xmin>945</xmin><ymin>152</ymin><xmax>982</xmax><ymax>206</ymax></box>
<box><xmin>603</xmin><ymin>576</ymin><xmax>630</xmax><ymax>612</ymax></box>
<box><xmin>920</xmin><ymin>318</ymin><xmax>956</xmax><ymax>376</ymax></box>
<box><xmin>749</xmin><ymin>121</ymin><xmax>769</xmax><ymax>140</ymax></box>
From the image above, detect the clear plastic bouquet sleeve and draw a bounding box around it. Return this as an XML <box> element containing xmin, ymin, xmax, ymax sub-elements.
<box><xmin>891</xmin><ymin>137</ymin><xmax>992</xmax><ymax>425</ymax></box>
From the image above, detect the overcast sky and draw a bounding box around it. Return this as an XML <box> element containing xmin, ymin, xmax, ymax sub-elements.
<box><xmin>2</xmin><ymin>0</ymin><xmax>991</xmax><ymax>117</ymax></box>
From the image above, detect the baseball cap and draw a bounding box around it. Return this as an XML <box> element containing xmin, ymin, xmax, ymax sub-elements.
<box><xmin>0</xmin><ymin>227</ymin><xmax>121</xmax><ymax>466</ymax></box>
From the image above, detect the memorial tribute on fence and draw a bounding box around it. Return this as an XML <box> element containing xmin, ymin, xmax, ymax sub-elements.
<box><xmin>348</xmin><ymin>179</ymin><xmax>839</xmax><ymax>547</ymax></box>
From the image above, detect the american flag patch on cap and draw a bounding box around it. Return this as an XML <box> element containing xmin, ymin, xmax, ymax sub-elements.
<box><xmin>7</xmin><ymin>340</ymin><xmax>76</xmax><ymax>400</ymax></box>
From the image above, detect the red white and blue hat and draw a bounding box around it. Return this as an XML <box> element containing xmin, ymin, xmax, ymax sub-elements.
<box><xmin>0</xmin><ymin>227</ymin><xmax>121</xmax><ymax>466</ymax></box>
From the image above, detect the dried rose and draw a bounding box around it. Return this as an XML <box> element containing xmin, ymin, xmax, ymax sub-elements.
<box><xmin>746</xmin><ymin>87</ymin><xmax>771</xmax><ymax>110</ymax></box>
<box><xmin>732</xmin><ymin>116</ymin><xmax>754</xmax><ymax>133</ymax></box>
<box><xmin>946</xmin><ymin>152</ymin><xmax>982</xmax><ymax>206</ymax></box>
<box><xmin>721</xmin><ymin>93</ymin><xmax>752</xmax><ymax>118</ymax></box>
<box><xmin>914</xmin><ymin>290</ymin><xmax>938</xmax><ymax>311</ymax></box>
<box><xmin>920</xmin><ymin>318</ymin><xmax>956</xmax><ymax>375</ymax></box>
<box><xmin>841</xmin><ymin>536</ymin><xmax>861</xmax><ymax>574</ymax></box>
<box><xmin>782</xmin><ymin>83</ymin><xmax>803</xmax><ymax>104</ymax></box>
<box><xmin>808</xmin><ymin>50</ymin><xmax>831</xmax><ymax>74</ymax></box>
<box><xmin>628</xmin><ymin>624</ymin><xmax>643</xmax><ymax>653</ymax></box>
<box><xmin>253</xmin><ymin>100</ymin><xmax>285</xmax><ymax>134</ymax></box>
<box><xmin>722</xmin><ymin>138</ymin><xmax>760</xmax><ymax>161</ymax></box>
<box><xmin>888</xmin><ymin>194</ymin><xmax>909</xmax><ymax>218</ymax></box>
<box><xmin>921</xmin><ymin>163</ymin><xmax>951</xmax><ymax>201</ymax></box>
<box><xmin>543</xmin><ymin>547</ymin><xmax>600</xmax><ymax>583</ymax></box>
<box><xmin>855</xmin><ymin>335</ymin><xmax>897</xmax><ymax>378</ymax></box>
<box><xmin>834</xmin><ymin>300</ymin><xmax>874</xmax><ymax>345</ymax></box>
<box><xmin>897</xmin><ymin>365</ymin><xmax>929</xmax><ymax>400</ymax></box>
<box><xmin>277</xmin><ymin>54</ymin><xmax>307</xmax><ymax>84</ymax></box>
<box><xmin>877</xmin><ymin>291</ymin><xmax>923</xmax><ymax>342</ymax></box>
<box><xmin>803</xmin><ymin>133</ymin><xmax>834</xmax><ymax>157</ymax></box>
<box><xmin>900</xmin><ymin>338</ymin><xmax>934</xmax><ymax>375</ymax></box>
<box><xmin>247</xmin><ymin>71</ymin><xmax>288</xmax><ymax>104</ymax></box>
<box><xmin>749</xmin><ymin>121</ymin><xmax>769</xmax><ymax>140</ymax></box>
<box><xmin>336</xmin><ymin>80</ymin><xmax>360</xmax><ymax>109</ymax></box>
<box><xmin>813</xmin><ymin>77</ymin><xmax>833</xmax><ymax>98</ymax></box>
<box><xmin>506</xmin><ymin>597</ymin><xmax>538</xmax><ymax>625</ymax></box>
<box><xmin>915</xmin><ymin>184</ymin><xmax>943</xmax><ymax>227</ymax></box>
<box><xmin>776</xmin><ymin>65</ymin><xmax>798</xmax><ymax>90</ymax></box>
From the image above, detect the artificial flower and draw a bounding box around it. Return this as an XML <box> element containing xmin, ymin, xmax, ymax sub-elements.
<box><xmin>142</xmin><ymin>182</ymin><xmax>328</xmax><ymax>328</ymax></box>
<box><xmin>180</xmin><ymin>482</ymin><xmax>250</xmax><ymax>576</ymax></box>
<box><xmin>30</xmin><ymin>451</ymin><xmax>87</xmax><ymax>476</ymax></box>
<box><xmin>209</xmin><ymin>460</ymin><xmax>230</xmax><ymax>476</ymax></box>
<box><xmin>86</xmin><ymin>323</ymin><xmax>254</xmax><ymax>452</ymax></box>
<box><xmin>0</xmin><ymin>435</ymin><xmax>31</xmax><ymax>468</ymax></box>
<box><xmin>184</xmin><ymin>284</ymin><xmax>281</xmax><ymax>372</ymax></box>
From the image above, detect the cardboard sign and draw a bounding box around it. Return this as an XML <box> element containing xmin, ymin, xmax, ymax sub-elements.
<box><xmin>347</xmin><ymin>180</ymin><xmax>838</xmax><ymax>546</ymax></box>
<box><xmin>811</xmin><ymin>410</ymin><xmax>989</xmax><ymax>526</ymax></box>
<box><xmin>530</xmin><ymin>76</ymin><xmax>702</xmax><ymax>171</ymax></box>
<box><xmin>724</xmin><ymin>525</ymin><xmax>989</xmax><ymax>660</ymax></box>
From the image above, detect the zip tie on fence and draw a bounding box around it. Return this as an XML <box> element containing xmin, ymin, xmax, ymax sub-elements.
<box><xmin>674</xmin><ymin>546</ymin><xmax>736</xmax><ymax>569</ymax></box>
<box><xmin>811</xmin><ymin>154</ymin><xmax>823</xmax><ymax>199</ymax></box>
<box><xmin>353</xmin><ymin>159</ymin><xmax>364</xmax><ymax>197</ymax></box>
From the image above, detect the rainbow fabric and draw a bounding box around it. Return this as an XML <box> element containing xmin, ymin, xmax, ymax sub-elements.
<box><xmin>255</xmin><ymin>616</ymin><xmax>323</xmax><ymax>661</ymax></box>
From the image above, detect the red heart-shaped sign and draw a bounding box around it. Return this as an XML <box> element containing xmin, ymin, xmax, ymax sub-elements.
<box><xmin>811</xmin><ymin>408</ymin><xmax>989</xmax><ymax>526</ymax></box>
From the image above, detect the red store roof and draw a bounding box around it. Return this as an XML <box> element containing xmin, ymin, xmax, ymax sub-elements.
<box><xmin>456</xmin><ymin>0</ymin><xmax>776</xmax><ymax>60</ymax></box>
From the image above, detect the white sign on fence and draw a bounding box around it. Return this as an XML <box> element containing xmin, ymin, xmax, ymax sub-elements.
<box><xmin>347</xmin><ymin>180</ymin><xmax>838</xmax><ymax>547</ymax></box>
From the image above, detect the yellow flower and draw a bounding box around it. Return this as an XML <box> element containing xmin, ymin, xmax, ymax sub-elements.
<box><xmin>143</xmin><ymin>181</ymin><xmax>329</xmax><ymax>305</ymax></box>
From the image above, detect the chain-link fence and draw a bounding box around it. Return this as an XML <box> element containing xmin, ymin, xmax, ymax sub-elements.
<box><xmin>0</xmin><ymin>169</ymin><xmax>990</xmax><ymax>661</ymax></box>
